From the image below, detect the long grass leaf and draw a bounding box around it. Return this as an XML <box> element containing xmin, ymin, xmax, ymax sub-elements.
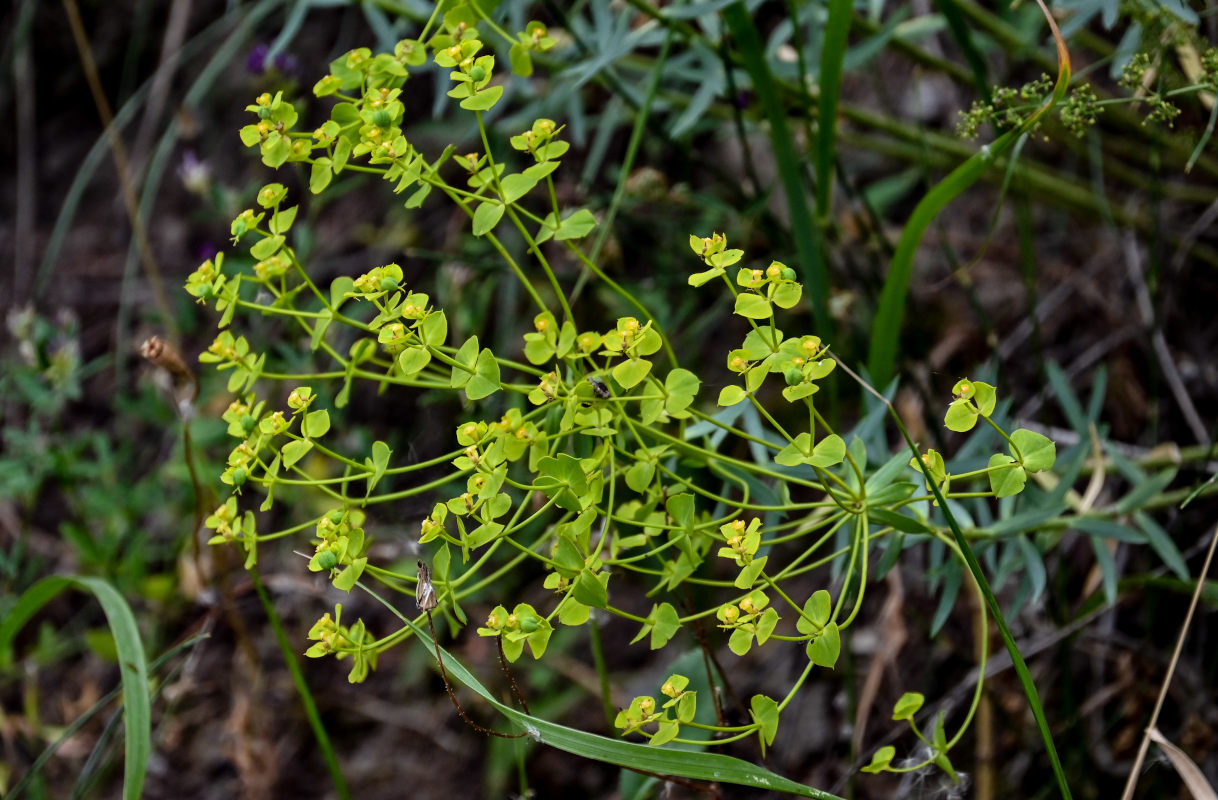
<box><xmin>931</xmin><ymin>0</ymin><xmax>991</xmax><ymax>101</ymax></box>
<box><xmin>8</xmin><ymin>635</ymin><xmax>206</xmax><ymax>799</ymax></box>
<box><xmin>815</xmin><ymin>0</ymin><xmax>852</xmax><ymax>216</ymax></box>
<box><xmin>388</xmin><ymin>606</ymin><xmax>844</xmax><ymax>799</ymax></box>
<box><xmin>0</xmin><ymin>576</ymin><xmax>150</xmax><ymax>800</ymax></box>
<box><xmin>722</xmin><ymin>2</ymin><xmax>832</xmax><ymax>339</ymax></box>
<box><xmin>868</xmin><ymin>0</ymin><xmax>1071</xmax><ymax>386</ymax></box>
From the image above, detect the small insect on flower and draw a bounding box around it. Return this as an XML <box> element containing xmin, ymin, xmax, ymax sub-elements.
<box><xmin>416</xmin><ymin>560</ymin><xmax>438</xmax><ymax>612</ymax></box>
<box><xmin>587</xmin><ymin>376</ymin><xmax>610</xmax><ymax>399</ymax></box>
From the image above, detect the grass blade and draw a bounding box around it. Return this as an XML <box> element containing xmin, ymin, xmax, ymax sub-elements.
<box><xmin>7</xmin><ymin>634</ymin><xmax>207</xmax><ymax>799</ymax></box>
<box><xmin>868</xmin><ymin>0</ymin><xmax>1071</xmax><ymax>386</ymax></box>
<box><xmin>389</xmin><ymin>604</ymin><xmax>844</xmax><ymax>799</ymax></box>
<box><xmin>931</xmin><ymin>0</ymin><xmax>991</xmax><ymax>102</ymax></box>
<box><xmin>0</xmin><ymin>576</ymin><xmax>150</xmax><ymax>800</ymax></box>
<box><xmin>722</xmin><ymin>2</ymin><xmax>832</xmax><ymax>340</ymax></box>
<box><xmin>815</xmin><ymin>0</ymin><xmax>852</xmax><ymax>217</ymax></box>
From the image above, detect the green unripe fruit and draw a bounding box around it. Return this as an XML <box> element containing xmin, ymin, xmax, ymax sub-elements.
<box><xmin>784</xmin><ymin>367</ymin><xmax>804</xmax><ymax>386</ymax></box>
<box><xmin>781</xmin><ymin>267</ymin><xmax>797</xmax><ymax>281</ymax></box>
<box><xmin>241</xmin><ymin>414</ymin><xmax>256</xmax><ymax>433</ymax></box>
<box><xmin>469</xmin><ymin>65</ymin><xmax>487</xmax><ymax>82</ymax></box>
<box><xmin>520</xmin><ymin>616</ymin><xmax>539</xmax><ymax>633</ymax></box>
<box><xmin>232</xmin><ymin>467</ymin><xmax>248</xmax><ymax>486</ymax></box>
<box><xmin>317</xmin><ymin>550</ymin><xmax>338</xmax><ymax>570</ymax></box>
<box><xmin>371</xmin><ymin>109</ymin><xmax>392</xmax><ymax>128</ymax></box>
<box><xmin>327</xmin><ymin>509</ymin><xmax>345</xmax><ymax>524</ymax></box>
<box><xmin>379</xmin><ymin>276</ymin><xmax>399</xmax><ymax>291</ymax></box>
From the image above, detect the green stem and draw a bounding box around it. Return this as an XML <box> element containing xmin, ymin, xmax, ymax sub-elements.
<box><xmin>251</xmin><ymin>570</ymin><xmax>350</xmax><ymax>800</ymax></box>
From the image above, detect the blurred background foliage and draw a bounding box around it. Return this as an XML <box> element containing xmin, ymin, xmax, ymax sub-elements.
<box><xmin>2</xmin><ymin>0</ymin><xmax>1218</xmax><ymax>797</ymax></box>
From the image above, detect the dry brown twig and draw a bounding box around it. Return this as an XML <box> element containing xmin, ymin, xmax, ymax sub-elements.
<box><xmin>1118</xmin><ymin>522</ymin><xmax>1218</xmax><ymax>800</ymax></box>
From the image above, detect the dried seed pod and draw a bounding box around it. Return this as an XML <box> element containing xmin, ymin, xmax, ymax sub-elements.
<box><xmin>140</xmin><ymin>335</ymin><xmax>199</xmax><ymax>413</ymax></box>
<box><xmin>140</xmin><ymin>336</ymin><xmax>191</xmax><ymax>382</ymax></box>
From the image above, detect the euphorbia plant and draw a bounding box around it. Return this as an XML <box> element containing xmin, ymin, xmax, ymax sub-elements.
<box><xmin>188</xmin><ymin>5</ymin><xmax>1064</xmax><ymax>794</ymax></box>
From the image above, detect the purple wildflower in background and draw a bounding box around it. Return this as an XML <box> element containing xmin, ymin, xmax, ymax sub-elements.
<box><xmin>196</xmin><ymin>241</ymin><xmax>219</xmax><ymax>263</ymax></box>
<box><xmin>246</xmin><ymin>43</ymin><xmax>300</xmax><ymax>77</ymax></box>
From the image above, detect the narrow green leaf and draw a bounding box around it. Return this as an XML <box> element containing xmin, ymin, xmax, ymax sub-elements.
<box><xmin>869</xmin><ymin>0</ymin><xmax>1071</xmax><ymax>388</ymax></box>
<box><xmin>1134</xmin><ymin>512</ymin><xmax>1190</xmax><ymax>580</ymax></box>
<box><xmin>0</xmin><ymin>577</ymin><xmax>150</xmax><ymax>800</ymax></box>
<box><xmin>1115</xmin><ymin>468</ymin><xmax>1177</xmax><ymax>514</ymax></box>
<box><xmin>869</xmin><ymin>507</ymin><xmax>930</xmax><ymax>534</ymax></box>
<box><xmin>397</xmin><ymin>615</ymin><xmax>844</xmax><ymax>797</ymax></box>
<box><xmin>722</xmin><ymin>3</ymin><xmax>831</xmax><ymax>339</ymax></box>
<box><xmin>1073</xmin><ymin>517</ymin><xmax>1146</xmax><ymax>543</ymax></box>
<box><xmin>930</xmin><ymin>562</ymin><xmax>961</xmax><ymax>637</ymax></box>
<box><xmin>1015</xmin><ymin>534</ymin><xmax>1047</xmax><ymax>603</ymax></box>
<box><xmin>931</xmin><ymin>0</ymin><xmax>991</xmax><ymax>101</ymax></box>
<box><xmin>1090</xmin><ymin>536</ymin><xmax>1118</xmax><ymax>606</ymax></box>
<box><xmin>816</xmin><ymin>0</ymin><xmax>852</xmax><ymax>215</ymax></box>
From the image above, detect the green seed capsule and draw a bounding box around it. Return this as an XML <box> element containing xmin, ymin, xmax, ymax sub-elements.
<box><xmin>781</xmin><ymin>267</ymin><xmax>797</xmax><ymax>281</ymax></box>
<box><xmin>520</xmin><ymin>616</ymin><xmax>539</xmax><ymax>633</ymax></box>
<box><xmin>379</xmin><ymin>276</ymin><xmax>399</xmax><ymax>291</ymax></box>
<box><xmin>317</xmin><ymin>550</ymin><xmax>338</xmax><ymax>570</ymax></box>
<box><xmin>232</xmin><ymin>467</ymin><xmax>248</xmax><ymax>486</ymax></box>
<box><xmin>784</xmin><ymin>367</ymin><xmax>803</xmax><ymax>386</ymax></box>
<box><xmin>469</xmin><ymin>65</ymin><xmax>487</xmax><ymax>82</ymax></box>
<box><xmin>240</xmin><ymin>414</ymin><xmax>256</xmax><ymax>432</ymax></box>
